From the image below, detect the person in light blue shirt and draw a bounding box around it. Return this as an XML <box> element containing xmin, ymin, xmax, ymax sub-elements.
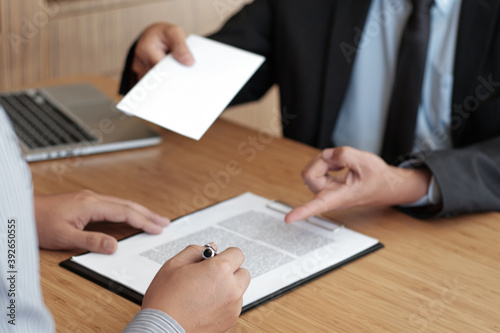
<box><xmin>0</xmin><ymin>106</ymin><xmax>250</xmax><ymax>332</ymax></box>
<box><xmin>120</xmin><ymin>0</ymin><xmax>500</xmax><ymax>221</ymax></box>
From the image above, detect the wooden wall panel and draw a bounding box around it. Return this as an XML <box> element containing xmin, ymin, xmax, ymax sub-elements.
<box><xmin>47</xmin><ymin>0</ymin><xmax>232</xmax><ymax>79</ymax></box>
<box><xmin>0</xmin><ymin>0</ymin><xmax>5</xmax><ymax>84</ymax></box>
<box><xmin>1</xmin><ymin>0</ymin><xmax>52</xmax><ymax>89</ymax></box>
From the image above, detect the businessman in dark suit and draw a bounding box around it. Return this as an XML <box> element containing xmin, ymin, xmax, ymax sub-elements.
<box><xmin>120</xmin><ymin>0</ymin><xmax>500</xmax><ymax>221</ymax></box>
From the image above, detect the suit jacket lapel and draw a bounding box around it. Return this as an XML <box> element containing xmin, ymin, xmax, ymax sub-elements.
<box><xmin>452</xmin><ymin>0</ymin><xmax>498</xmax><ymax>145</ymax></box>
<box><xmin>318</xmin><ymin>0</ymin><xmax>372</xmax><ymax>148</ymax></box>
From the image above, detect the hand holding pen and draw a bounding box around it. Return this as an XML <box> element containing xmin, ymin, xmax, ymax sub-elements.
<box><xmin>142</xmin><ymin>242</ymin><xmax>250</xmax><ymax>332</ymax></box>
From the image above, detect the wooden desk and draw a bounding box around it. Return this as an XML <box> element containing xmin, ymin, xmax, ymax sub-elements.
<box><xmin>31</xmin><ymin>77</ymin><xmax>499</xmax><ymax>332</ymax></box>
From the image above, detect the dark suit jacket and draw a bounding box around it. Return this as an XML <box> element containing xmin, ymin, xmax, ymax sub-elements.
<box><xmin>120</xmin><ymin>0</ymin><xmax>500</xmax><ymax>218</ymax></box>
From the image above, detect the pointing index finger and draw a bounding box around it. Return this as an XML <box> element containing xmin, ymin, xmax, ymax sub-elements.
<box><xmin>285</xmin><ymin>189</ymin><xmax>347</xmax><ymax>223</ymax></box>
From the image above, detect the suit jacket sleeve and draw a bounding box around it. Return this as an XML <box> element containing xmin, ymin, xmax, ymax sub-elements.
<box><xmin>208</xmin><ymin>0</ymin><xmax>275</xmax><ymax>105</ymax></box>
<box><xmin>401</xmin><ymin>137</ymin><xmax>500</xmax><ymax>219</ymax></box>
<box><xmin>119</xmin><ymin>40</ymin><xmax>139</xmax><ymax>95</ymax></box>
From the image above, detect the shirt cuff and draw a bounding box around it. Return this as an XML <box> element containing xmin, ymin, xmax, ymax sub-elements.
<box><xmin>398</xmin><ymin>159</ymin><xmax>442</xmax><ymax>208</ymax></box>
<box><xmin>123</xmin><ymin>308</ymin><xmax>185</xmax><ymax>333</ymax></box>
<box><xmin>399</xmin><ymin>175</ymin><xmax>442</xmax><ymax>207</ymax></box>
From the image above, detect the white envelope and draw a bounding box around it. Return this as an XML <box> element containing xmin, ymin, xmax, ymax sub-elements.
<box><xmin>117</xmin><ymin>35</ymin><xmax>265</xmax><ymax>140</ymax></box>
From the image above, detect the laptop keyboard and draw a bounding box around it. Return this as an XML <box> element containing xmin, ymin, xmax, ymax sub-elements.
<box><xmin>0</xmin><ymin>91</ymin><xmax>97</xmax><ymax>149</ymax></box>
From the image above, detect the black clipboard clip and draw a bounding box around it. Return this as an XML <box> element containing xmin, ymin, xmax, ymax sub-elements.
<box><xmin>266</xmin><ymin>200</ymin><xmax>345</xmax><ymax>232</ymax></box>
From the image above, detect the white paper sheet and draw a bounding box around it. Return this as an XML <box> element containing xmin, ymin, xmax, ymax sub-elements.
<box><xmin>70</xmin><ymin>193</ymin><xmax>381</xmax><ymax>309</ymax></box>
<box><xmin>117</xmin><ymin>35</ymin><xmax>265</xmax><ymax>140</ymax></box>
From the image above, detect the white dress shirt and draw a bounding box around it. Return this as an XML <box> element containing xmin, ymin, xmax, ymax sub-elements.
<box><xmin>0</xmin><ymin>106</ymin><xmax>184</xmax><ymax>332</ymax></box>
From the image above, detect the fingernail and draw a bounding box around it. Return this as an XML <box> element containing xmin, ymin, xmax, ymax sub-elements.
<box><xmin>322</xmin><ymin>148</ymin><xmax>334</xmax><ymax>159</ymax></box>
<box><xmin>284</xmin><ymin>212</ymin><xmax>295</xmax><ymax>224</ymax></box>
<box><xmin>103</xmin><ymin>240</ymin><xmax>115</xmax><ymax>253</ymax></box>
<box><xmin>180</xmin><ymin>53</ymin><xmax>194</xmax><ymax>65</ymax></box>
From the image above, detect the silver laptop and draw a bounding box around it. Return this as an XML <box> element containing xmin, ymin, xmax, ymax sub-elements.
<box><xmin>0</xmin><ymin>83</ymin><xmax>161</xmax><ymax>162</ymax></box>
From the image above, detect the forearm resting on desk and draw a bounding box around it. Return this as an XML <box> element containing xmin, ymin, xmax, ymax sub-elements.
<box><xmin>34</xmin><ymin>190</ymin><xmax>170</xmax><ymax>254</ymax></box>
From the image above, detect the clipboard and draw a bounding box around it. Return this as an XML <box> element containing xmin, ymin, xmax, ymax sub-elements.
<box><xmin>60</xmin><ymin>192</ymin><xmax>383</xmax><ymax>313</ymax></box>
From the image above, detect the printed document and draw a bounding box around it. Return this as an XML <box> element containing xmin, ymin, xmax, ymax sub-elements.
<box><xmin>66</xmin><ymin>193</ymin><xmax>381</xmax><ymax>310</ymax></box>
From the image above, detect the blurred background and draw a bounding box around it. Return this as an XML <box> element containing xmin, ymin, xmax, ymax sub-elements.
<box><xmin>0</xmin><ymin>0</ymin><xmax>280</xmax><ymax>135</ymax></box>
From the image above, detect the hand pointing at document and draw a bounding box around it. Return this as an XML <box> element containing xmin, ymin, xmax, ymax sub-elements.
<box><xmin>285</xmin><ymin>147</ymin><xmax>432</xmax><ymax>223</ymax></box>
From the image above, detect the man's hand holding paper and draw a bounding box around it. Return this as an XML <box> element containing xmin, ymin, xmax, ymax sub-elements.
<box><xmin>132</xmin><ymin>23</ymin><xmax>195</xmax><ymax>80</ymax></box>
<box><xmin>118</xmin><ymin>31</ymin><xmax>265</xmax><ymax>141</ymax></box>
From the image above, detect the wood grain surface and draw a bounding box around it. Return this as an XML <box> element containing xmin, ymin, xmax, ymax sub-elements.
<box><xmin>30</xmin><ymin>77</ymin><xmax>500</xmax><ymax>333</ymax></box>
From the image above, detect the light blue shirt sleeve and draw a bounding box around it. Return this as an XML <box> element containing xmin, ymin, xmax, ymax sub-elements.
<box><xmin>398</xmin><ymin>159</ymin><xmax>443</xmax><ymax>207</ymax></box>
<box><xmin>123</xmin><ymin>309</ymin><xmax>185</xmax><ymax>333</ymax></box>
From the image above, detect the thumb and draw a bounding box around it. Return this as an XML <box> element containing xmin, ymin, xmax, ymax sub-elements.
<box><xmin>146</xmin><ymin>47</ymin><xmax>170</xmax><ymax>68</ymax></box>
<box><xmin>68</xmin><ymin>229</ymin><xmax>118</xmax><ymax>254</ymax></box>
<box><xmin>170</xmin><ymin>40</ymin><xmax>194</xmax><ymax>66</ymax></box>
<box><xmin>162</xmin><ymin>25</ymin><xmax>194</xmax><ymax>66</ymax></box>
